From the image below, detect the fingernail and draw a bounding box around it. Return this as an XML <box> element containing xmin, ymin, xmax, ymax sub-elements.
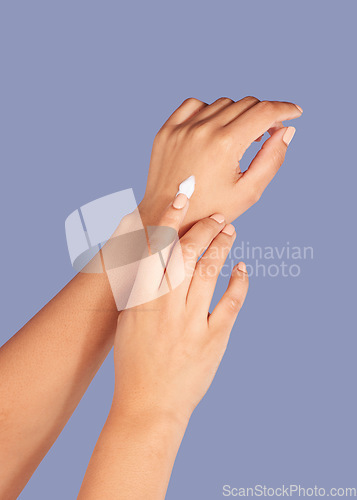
<box><xmin>210</xmin><ymin>213</ymin><xmax>225</xmax><ymax>224</ymax></box>
<box><xmin>222</xmin><ymin>223</ymin><xmax>235</xmax><ymax>236</ymax></box>
<box><xmin>295</xmin><ymin>104</ymin><xmax>303</xmax><ymax>114</ymax></box>
<box><xmin>173</xmin><ymin>193</ymin><xmax>188</xmax><ymax>209</ymax></box>
<box><xmin>237</xmin><ymin>262</ymin><xmax>246</xmax><ymax>273</ymax></box>
<box><xmin>283</xmin><ymin>126</ymin><xmax>296</xmax><ymax>146</ymax></box>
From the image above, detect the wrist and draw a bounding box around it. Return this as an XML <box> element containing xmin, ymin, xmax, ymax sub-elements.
<box><xmin>138</xmin><ymin>197</ymin><xmax>196</xmax><ymax>237</ymax></box>
<box><xmin>110</xmin><ymin>398</ymin><xmax>191</xmax><ymax>433</ymax></box>
<box><xmin>138</xmin><ymin>197</ymin><xmax>167</xmax><ymax>228</ymax></box>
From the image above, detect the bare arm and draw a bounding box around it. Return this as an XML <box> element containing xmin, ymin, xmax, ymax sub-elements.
<box><xmin>79</xmin><ymin>195</ymin><xmax>249</xmax><ymax>499</ymax></box>
<box><xmin>0</xmin><ymin>96</ymin><xmax>300</xmax><ymax>499</ymax></box>
<box><xmin>0</xmin><ymin>271</ymin><xmax>117</xmax><ymax>499</ymax></box>
<box><xmin>78</xmin><ymin>407</ymin><xmax>187</xmax><ymax>500</ymax></box>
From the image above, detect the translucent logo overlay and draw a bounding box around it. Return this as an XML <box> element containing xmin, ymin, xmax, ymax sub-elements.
<box><xmin>65</xmin><ymin>189</ymin><xmax>185</xmax><ymax>310</ymax></box>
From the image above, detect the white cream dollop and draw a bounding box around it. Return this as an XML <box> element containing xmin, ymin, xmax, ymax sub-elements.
<box><xmin>176</xmin><ymin>175</ymin><xmax>195</xmax><ymax>199</ymax></box>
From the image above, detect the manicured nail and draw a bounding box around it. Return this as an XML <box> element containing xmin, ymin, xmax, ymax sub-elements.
<box><xmin>295</xmin><ymin>104</ymin><xmax>303</xmax><ymax>114</ymax></box>
<box><xmin>173</xmin><ymin>193</ymin><xmax>188</xmax><ymax>209</ymax></box>
<box><xmin>210</xmin><ymin>213</ymin><xmax>225</xmax><ymax>224</ymax></box>
<box><xmin>222</xmin><ymin>223</ymin><xmax>235</xmax><ymax>236</ymax></box>
<box><xmin>237</xmin><ymin>262</ymin><xmax>246</xmax><ymax>273</ymax></box>
<box><xmin>283</xmin><ymin>127</ymin><xmax>296</xmax><ymax>146</ymax></box>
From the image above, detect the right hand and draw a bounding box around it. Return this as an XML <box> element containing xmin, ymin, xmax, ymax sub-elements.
<box><xmin>112</xmin><ymin>193</ymin><xmax>249</xmax><ymax>425</ymax></box>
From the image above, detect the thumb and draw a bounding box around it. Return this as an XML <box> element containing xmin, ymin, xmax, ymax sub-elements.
<box><xmin>238</xmin><ymin>126</ymin><xmax>296</xmax><ymax>202</ymax></box>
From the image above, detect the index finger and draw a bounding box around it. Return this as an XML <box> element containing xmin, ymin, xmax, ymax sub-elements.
<box><xmin>226</xmin><ymin>100</ymin><xmax>302</xmax><ymax>158</ymax></box>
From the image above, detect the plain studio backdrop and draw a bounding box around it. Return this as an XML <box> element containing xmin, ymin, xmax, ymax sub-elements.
<box><xmin>1</xmin><ymin>1</ymin><xmax>356</xmax><ymax>498</ymax></box>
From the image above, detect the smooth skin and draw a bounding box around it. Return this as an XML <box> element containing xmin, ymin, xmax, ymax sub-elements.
<box><xmin>79</xmin><ymin>195</ymin><xmax>249</xmax><ymax>500</ymax></box>
<box><xmin>139</xmin><ymin>96</ymin><xmax>301</xmax><ymax>232</ymax></box>
<box><xmin>0</xmin><ymin>96</ymin><xmax>301</xmax><ymax>499</ymax></box>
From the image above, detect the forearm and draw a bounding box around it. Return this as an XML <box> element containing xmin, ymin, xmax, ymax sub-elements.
<box><xmin>0</xmin><ymin>202</ymin><xmax>193</xmax><ymax>498</ymax></box>
<box><xmin>78</xmin><ymin>405</ymin><xmax>188</xmax><ymax>499</ymax></box>
<box><xmin>0</xmin><ymin>271</ymin><xmax>117</xmax><ymax>499</ymax></box>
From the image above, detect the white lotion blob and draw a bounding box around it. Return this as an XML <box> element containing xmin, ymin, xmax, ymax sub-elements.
<box><xmin>176</xmin><ymin>175</ymin><xmax>196</xmax><ymax>199</ymax></box>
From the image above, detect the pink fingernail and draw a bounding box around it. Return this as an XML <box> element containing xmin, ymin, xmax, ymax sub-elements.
<box><xmin>173</xmin><ymin>193</ymin><xmax>188</xmax><ymax>209</ymax></box>
<box><xmin>222</xmin><ymin>224</ymin><xmax>235</xmax><ymax>236</ymax></box>
<box><xmin>283</xmin><ymin>126</ymin><xmax>296</xmax><ymax>146</ymax></box>
<box><xmin>295</xmin><ymin>104</ymin><xmax>303</xmax><ymax>114</ymax></box>
<box><xmin>210</xmin><ymin>213</ymin><xmax>225</xmax><ymax>224</ymax></box>
<box><xmin>237</xmin><ymin>262</ymin><xmax>246</xmax><ymax>273</ymax></box>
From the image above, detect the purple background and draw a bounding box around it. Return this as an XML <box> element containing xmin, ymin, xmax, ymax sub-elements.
<box><xmin>1</xmin><ymin>1</ymin><xmax>356</xmax><ymax>498</ymax></box>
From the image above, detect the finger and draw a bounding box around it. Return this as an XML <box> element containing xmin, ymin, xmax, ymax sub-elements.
<box><xmin>226</xmin><ymin>100</ymin><xmax>302</xmax><ymax>157</ymax></box>
<box><xmin>255</xmin><ymin>120</ymin><xmax>284</xmax><ymax>143</ymax></box>
<box><xmin>255</xmin><ymin>121</ymin><xmax>284</xmax><ymax>143</ymax></box>
<box><xmin>180</xmin><ymin>213</ymin><xmax>226</xmax><ymax>264</ymax></box>
<box><xmin>208</xmin><ymin>262</ymin><xmax>249</xmax><ymax>333</ymax></box>
<box><xmin>132</xmin><ymin>192</ymin><xmax>191</xmax><ymax>304</ymax></box>
<box><xmin>236</xmin><ymin>126</ymin><xmax>296</xmax><ymax>205</ymax></box>
<box><xmin>186</xmin><ymin>223</ymin><xmax>236</xmax><ymax>316</ymax></box>
<box><xmin>146</xmin><ymin>191</ymin><xmax>189</xmax><ymax>256</ymax></box>
<box><xmin>213</xmin><ymin>95</ymin><xmax>260</xmax><ymax>125</ymax></box>
<box><xmin>165</xmin><ymin>214</ymin><xmax>226</xmax><ymax>293</ymax></box>
<box><xmin>191</xmin><ymin>97</ymin><xmax>234</xmax><ymax>122</ymax></box>
<box><xmin>164</xmin><ymin>97</ymin><xmax>207</xmax><ymax>125</ymax></box>
<box><xmin>155</xmin><ymin>193</ymin><xmax>189</xmax><ymax>230</ymax></box>
<box><xmin>268</xmin><ymin>120</ymin><xmax>284</xmax><ymax>136</ymax></box>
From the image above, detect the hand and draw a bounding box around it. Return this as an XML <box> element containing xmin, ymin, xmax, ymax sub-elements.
<box><xmin>112</xmin><ymin>193</ymin><xmax>249</xmax><ymax>424</ymax></box>
<box><xmin>139</xmin><ymin>96</ymin><xmax>302</xmax><ymax>233</ymax></box>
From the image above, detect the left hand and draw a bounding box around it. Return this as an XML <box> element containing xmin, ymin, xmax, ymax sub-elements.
<box><xmin>139</xmin><ymin>96</ymin><xmax>301</xmax><ymax>232</ymax></box>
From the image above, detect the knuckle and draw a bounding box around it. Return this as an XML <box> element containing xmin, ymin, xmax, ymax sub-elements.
<box><xmin>243</xmin><ymin>95</ymin><xmax>260</xmax><ymax>105</ymax></box>
<box><xmin>199</xmin><ymin>217</ymin><xmax>218</xmax><ymax>233</ymax></box>
<box><xmin>217</xmin><ymin>128</ymin><xmax>234</xmax><ymax>149</ymax></box>
<box><xmin>270</xmin><ymin>145</ymin><xmax>285</xmax><ymax>165</ymax></box>
<box><xmin>183</xmin><ymin>97</ymin><xmax>202</xmax><ymax>106</ymax></box>
<box><xmin>190</xmin><ymin>121</ymin><xmax>213</xmax><ymax>139</ymax></box>
<box><xmin>226</xmin><ymin>294</ymin><xmax>243</xmax><ymax>313</ymax></box>
<box><xmin>197</xmin><ymin>262</ymin><xmax>218</xmax><ymax>282</ymax></box>
<box><xmin>259</xmin><ymin>100</ymin><xmax>274</xmax><ymax>113</ymax></box>
<box><xmin>248</xmin><ymin>188</ymin><xmax>262</xmax><ymax>205</ymax></box>
<box><xmin>217</xmin><ymin>97</ymin><xmax>234</xmax><ymax>105</ymax></box>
